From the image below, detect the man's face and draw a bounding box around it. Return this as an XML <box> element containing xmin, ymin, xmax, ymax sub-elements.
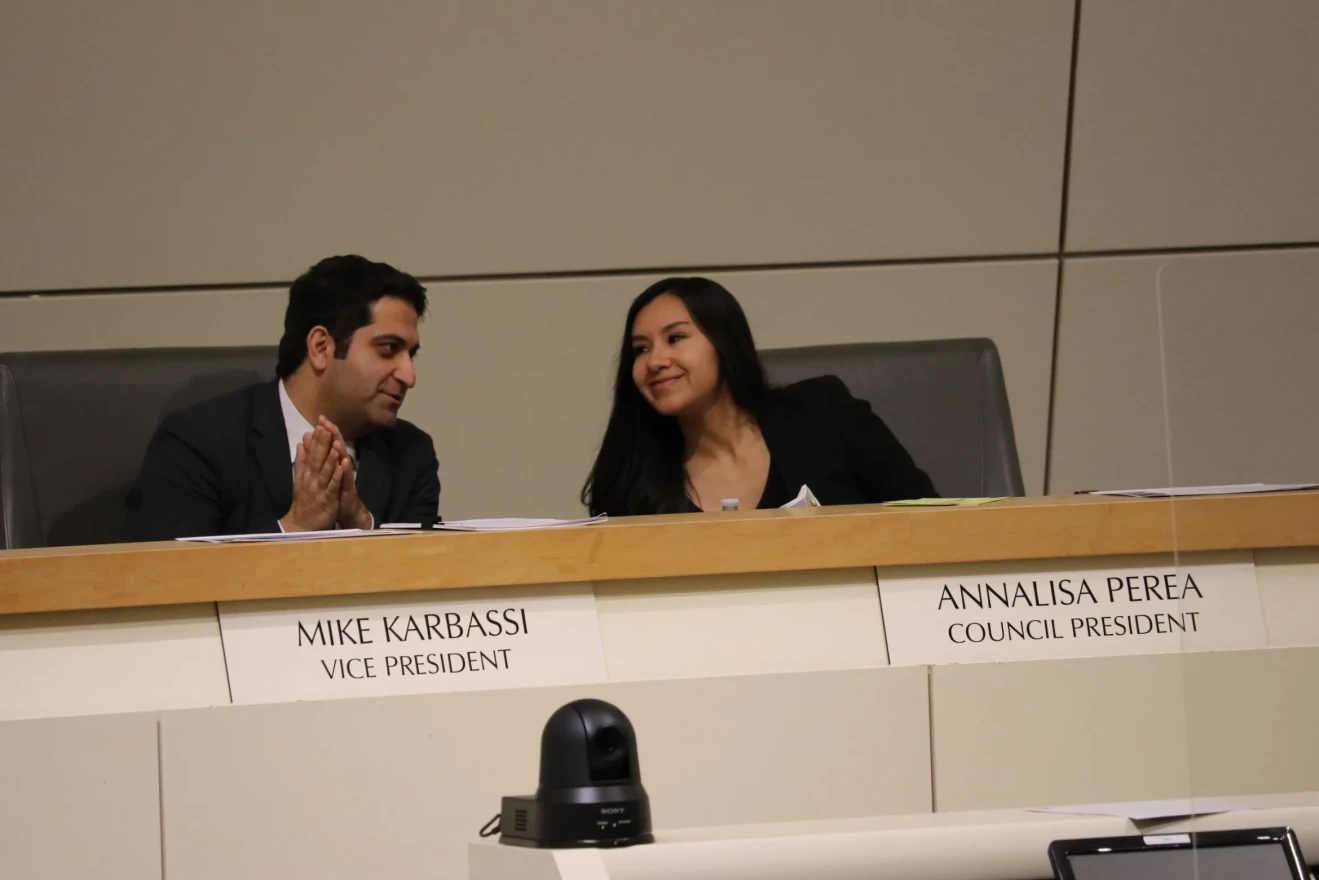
<box><xmin>325</xmin><ymin>297</ymin><xmax>421</xmax><ymax>435</ymax></box>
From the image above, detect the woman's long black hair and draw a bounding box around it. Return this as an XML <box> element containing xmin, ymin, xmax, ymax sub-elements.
<box><xmin>581</xmin><ymin>277</ymin><xmax>770</xmax><ymax>516</ymax></box>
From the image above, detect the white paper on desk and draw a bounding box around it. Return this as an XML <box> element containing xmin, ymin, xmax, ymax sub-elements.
<box><xmin>780</xmin><ymin>485</ymin><xmax>821</xmax><ymax>509</ymax></box>
<box><xmin>1030</xmin><ymin>799</ymin><xmax>1256</xmax><ymax>821</ymax></box>
<box><xmin>177</xmin><ymin>529</ymin><xmax>411</xmax><ymax>544</ymax></box>
<box><xmin>1090</xmin><ymin>482</ymin><xmax>1319</xmax><ymax>498</ymax></box>
<box><xmin>379</xmin><ymin>515</ymin><xmax>608</xmax><ymax>532</ymax></box>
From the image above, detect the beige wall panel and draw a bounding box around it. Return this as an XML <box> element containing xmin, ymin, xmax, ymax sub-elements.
<box><xmin>0</xmin><ymin>604</ymin><xmax>230</xmax><ymax>722</ymax></box>
<box><xmin>160</xmin><ymin>667</ymin><xmax>930</xmax><ymax>879</ymax></box>
<box><xmin>1182</xmin><ymin>646</ymin><xmax>1319</xmax><ymax>797</ymax></box>
<box><xmin>1066</xmin><ymin>0</ymin><xmax>1319</xmax><ymax>250</ymax></box>
<box><xmin>1049</xmin><ymin>249</ymin><xmax>1319</xmax><ymax>494</ymax></box>
<box><xmin>0</xmin><ymin>1</ymin><xmax>1073</xmax><ymax>291</ymax></box>
<box><xmin>0</xmin><ymin>288</ymin><xmax>286</xmax><ymax>352</ymax></box>
<box><xmin>596</xmin><ymin>567</ymin><xmax>888</xmax><ymax>680</ymax></box>
<box><xmin>932</xmin><ymin>654</ymin><xmax>1194</xmax><ymax>811</ymax></box>
<box><xmin>0</xmin><ymin>712</ymin><xmax>161</xmax><ymax>879</ymax></box>
<box><xmin>2</xmin><ymin>259</ymin><xmax>1056</xmax><ymax>518</ymax></box>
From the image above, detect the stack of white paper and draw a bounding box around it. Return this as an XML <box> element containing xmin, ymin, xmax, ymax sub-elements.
<box><xmin>177</xmin><ymin>529</ymin><xmax>411</xmax><ymax>544</ymax></box>
<box><xmin>780</xmin><ymin>485</ymin><xmax>821</xmax><ymax>509</ymax></box>
<box><xmin>1088</xmin><ymin>482</ymin><xmax>1319</xmax><ymax>498</ymax></box>
<box><xmin>1029</xmin><ymin>799</ymin><xmax>1255</xmax><ymax>821</ymax></box>
<box><xmin>380</xmin><ymin>515</ymin><xmax>608</xmax><ymax>532</ymax></box>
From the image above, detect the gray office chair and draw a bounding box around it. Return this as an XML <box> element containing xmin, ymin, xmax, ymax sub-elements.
<box><xmin>760</xmin><ymin>338</ymin><xmax>1024</xmax><ymax>498</ymax></box>
<box><xmin>0</xmin><ymin>347</ymin><xmax>277</xmax><ymax>549</ymax></box>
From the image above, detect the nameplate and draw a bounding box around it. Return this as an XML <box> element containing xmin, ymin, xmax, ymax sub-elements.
<box><xmin>879</xmin><ymin>553</ymin><xmax>1267</xmax><ymax>666</ymax></box>
<box><xmin>217</xmin><ymin>585</ymin><xmax>608</xmax><ymax>705</ymax></box>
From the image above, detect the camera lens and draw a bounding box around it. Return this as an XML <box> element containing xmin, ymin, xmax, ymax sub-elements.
<box><xmin>593</xmin><ymin>726</ymin><xmax>624</xmax><ymax>755</ymax></box>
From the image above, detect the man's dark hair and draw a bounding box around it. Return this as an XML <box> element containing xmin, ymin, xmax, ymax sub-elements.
<box><xmin>275</xmin><ymin>255</ymin><xmax>428</xmax><ymax>378</ymax></box>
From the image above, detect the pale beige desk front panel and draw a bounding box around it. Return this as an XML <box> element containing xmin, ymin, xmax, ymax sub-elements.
<box><xmin>0</xmin><ymin>712</ymin><xmax>161</xmax><ymax>880</ymax></box>
<box><xmin>0</xmin><ymin>603</ymin><xmax>230</xmax><ymax>722</ymax></box>
<box><xmin>0</xmin><ymin>530</ymin><xmax>1315</xmax><ymax>879</ymax></box>
<box><xmin>1256</xmin><ymin>548</ymin><xmax>1319</xmax><ymax>647</ymax></box>
<box><xmin>3</xmin><ymin>549</ymin><xmax>1317</xmax><ymax>723</ymax></box>
<box><xmin>932</xmin><ymin>645</ymin><xmax>1319</xmax><ymax>811</ymax></box>
<box><xmin>595</xmin><ymin>567</ymin><xmax>889</xmax><ymax>679</ymax></box>
<box><xmin>158</xmin><ymin>666</ymin><xmax>930</xmax><ymax>880</ymax></box>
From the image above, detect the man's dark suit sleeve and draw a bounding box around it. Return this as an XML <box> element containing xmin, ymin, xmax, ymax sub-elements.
<box><xmin>400</xmin><ymin>432</ymin><xmax>441</xmax><ymax>523</ymax></box>
<box><xmin>123</xmin><ymin>413</ymin><xmax>227</xmax><ymax>541</ymax></box>
<box><xmin>822</xmin><ymin>375</ymin><xmax>937</xmax><ymax>501</ymax></box>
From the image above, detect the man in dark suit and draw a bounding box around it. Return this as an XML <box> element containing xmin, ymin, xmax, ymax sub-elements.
<box><xmin>124</xmin><ymin>255</ymin><xmax>440</xmax><ymax>540</ymax></box>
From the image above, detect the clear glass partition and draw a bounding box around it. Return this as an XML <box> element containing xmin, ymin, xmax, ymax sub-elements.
<box><xmin>1157</xmin><ymin>247</ymin><xmax>1319</xmax><ymax>872</ymax></box>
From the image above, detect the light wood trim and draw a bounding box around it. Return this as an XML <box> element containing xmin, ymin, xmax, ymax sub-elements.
<box><xmin>3</xmin><ymin>492</ymin><xmax>1318</xmax><ymax>616</ymax></box>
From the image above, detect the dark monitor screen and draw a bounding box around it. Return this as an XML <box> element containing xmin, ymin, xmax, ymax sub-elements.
<box><xmin>1067</xmin><ymin>842</ymin><xmax>1297</xmax><ymax>880</ymax></box>
<box><xmin>1050</xmin><ymin>828</ymin><xmax>1309</xmax><ymax>880</ymax></box>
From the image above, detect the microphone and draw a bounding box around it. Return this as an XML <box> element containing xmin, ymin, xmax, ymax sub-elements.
<box><xmin>118</xmin><ymin>487</ymin><xmax>143</xmax><ymax>543</ymax></box>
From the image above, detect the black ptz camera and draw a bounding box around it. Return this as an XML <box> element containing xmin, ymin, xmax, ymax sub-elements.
<box><xmin>495</xmin><ymin>698</ymin><xmax>654</xmax><ymax>848</ymax></box>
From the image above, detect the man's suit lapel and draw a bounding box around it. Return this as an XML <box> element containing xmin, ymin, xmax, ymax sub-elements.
<box><xmin>250</xmin><ymin>382</ymin><xmax>293</xmax><ymax>520</ymax></box>
<box><xmin>354</xmin><ymin>434</ymin><xmax>391</xmax><ymax>522</ymax></box>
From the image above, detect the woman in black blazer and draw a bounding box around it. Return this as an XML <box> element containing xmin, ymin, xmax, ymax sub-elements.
<box><xmin>582</xmin><ymin>277</ymin><xmax>935</xmax><ymax>516</ymax></box>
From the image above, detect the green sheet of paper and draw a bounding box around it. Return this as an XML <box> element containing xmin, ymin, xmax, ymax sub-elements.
<box><xmin>883</xmin><ymin>497</ymin><xmax>1007</xmax><ymax>507</ymax></box>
